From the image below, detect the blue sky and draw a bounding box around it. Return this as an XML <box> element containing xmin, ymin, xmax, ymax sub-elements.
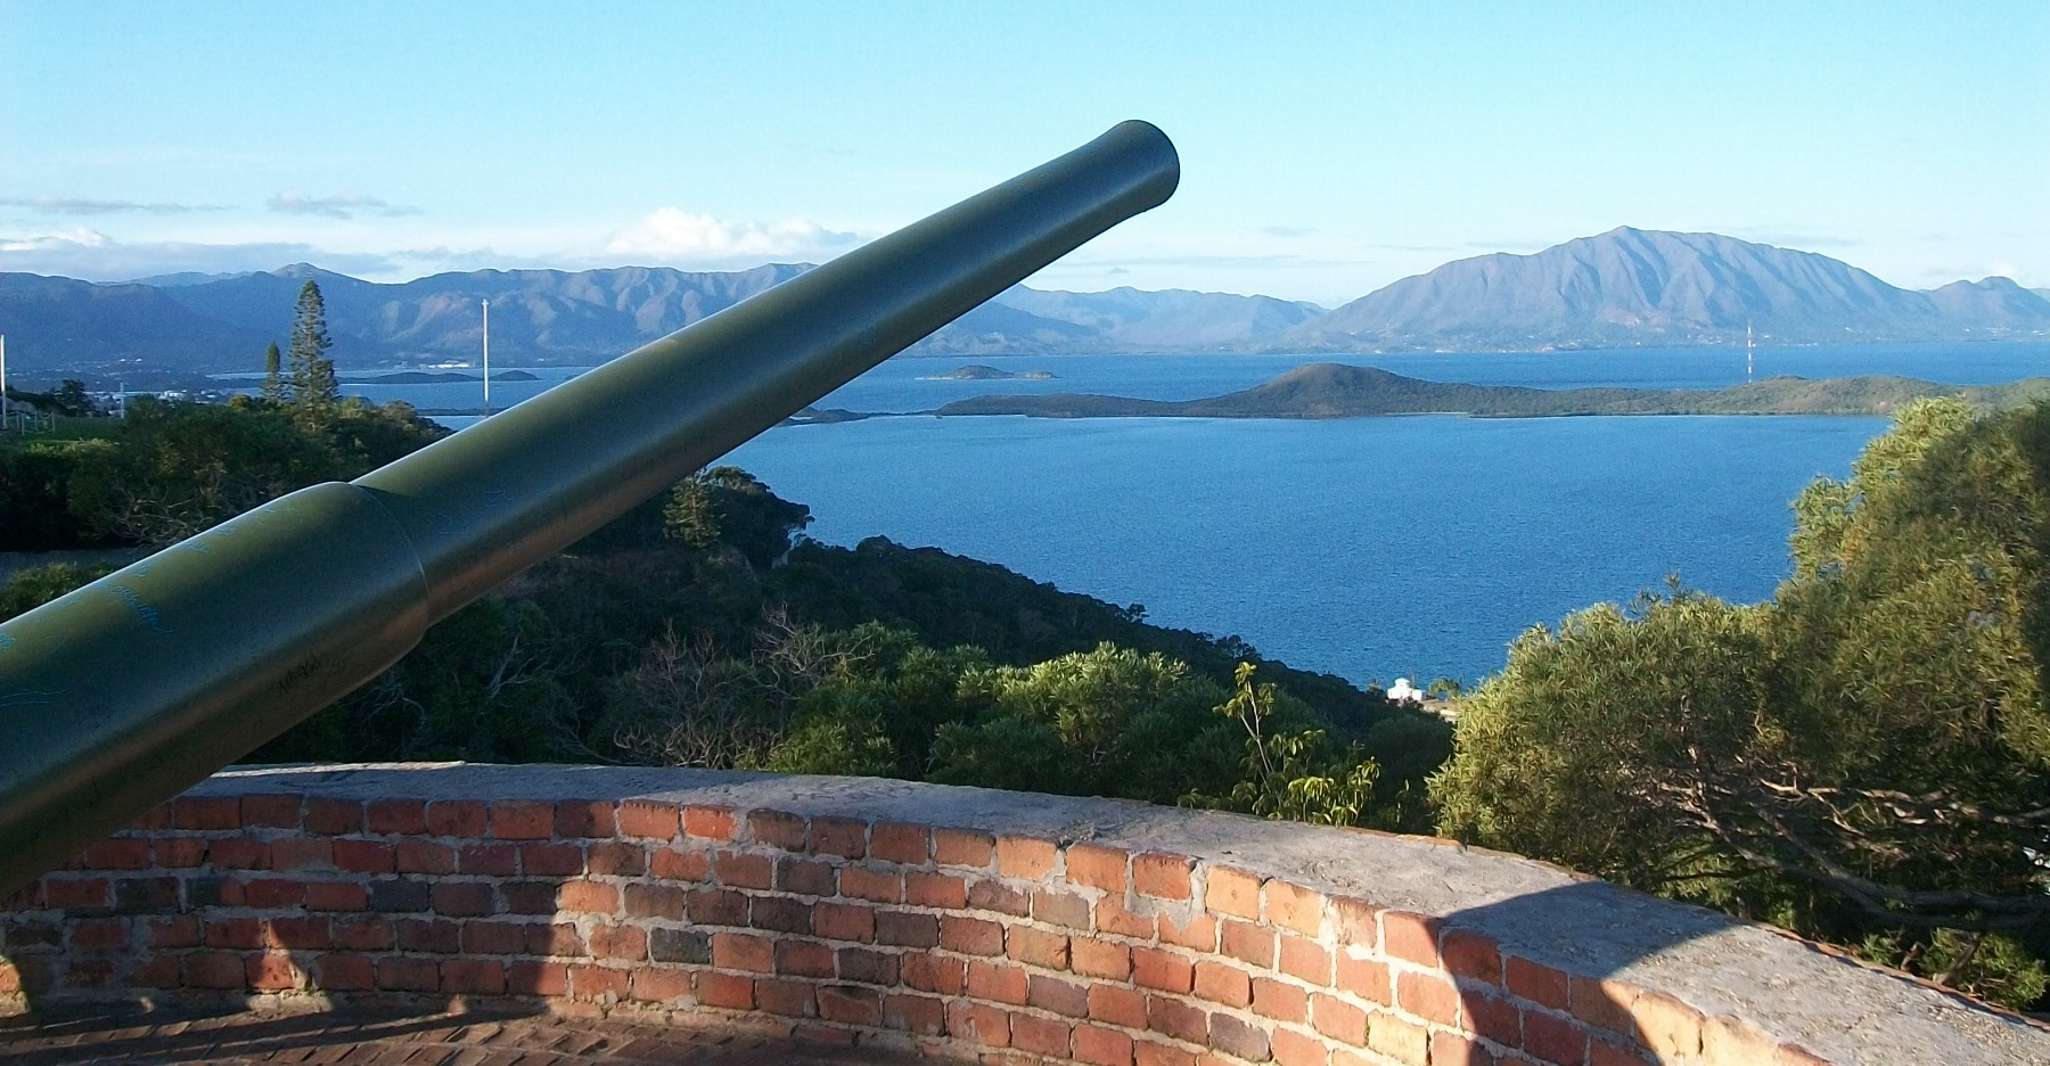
<box><xmin>2</xmin><ymin>2</ymin><xmax>2043</xmax><ymax>304</ymax></box>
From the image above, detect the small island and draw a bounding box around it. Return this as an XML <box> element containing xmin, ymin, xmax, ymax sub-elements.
<box><xmin>344</xmin><ymin>369</ymin><xmax>543</xmax><ymax>384</ymax></box>
<box><xmin>924</xmin><ymin>363</ymin><xmax>2050</xmax><ymax>421</ymax></box>
<box><xmin>916</xmin><ymin>364</ymin><xmax>1055</xmax><ymax>381</ymax></box>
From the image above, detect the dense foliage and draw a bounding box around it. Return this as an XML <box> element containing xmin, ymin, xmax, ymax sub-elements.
<box><xmin>1433</xmin><ymin>398</ymin><xmax>2050</xmax><ymax>1008</ymax></box>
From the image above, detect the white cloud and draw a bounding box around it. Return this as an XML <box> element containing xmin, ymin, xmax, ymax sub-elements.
<box><xmin>603</xmin><ymin>208</ymin><xmax>861</xmax><ymax>264</ymax></box>
<box><xmin>0</xmin><ymin>229</ymin><xmax>405</xmax><ymax>281</ymax></box>
<box><xmin>266</xmin><ymin>194</ymin><xmax>422</xmax><ymax>220</ymax></box>
<box><xmin>0</xmin><ymin>197</ymin><xmax>233</xmax><ymax>215</ymax></box>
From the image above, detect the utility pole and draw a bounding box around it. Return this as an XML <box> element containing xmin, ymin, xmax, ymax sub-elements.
<box><xmin>481</xmin><ymin>299</ymin><xmax>491</xmax><ymax>417</ymax></box>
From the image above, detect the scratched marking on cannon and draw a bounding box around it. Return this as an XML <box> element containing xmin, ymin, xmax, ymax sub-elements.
<box><xmin>110</xmin><ymin>584</ymin><xmax>170</xmax><ymax>633</ymax></box>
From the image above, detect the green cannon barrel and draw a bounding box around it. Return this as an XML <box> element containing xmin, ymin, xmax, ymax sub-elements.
<box><xmin>0</xmin><ymin>121</ymin><xmax>1179</xmax><ymax>895</ymax></box>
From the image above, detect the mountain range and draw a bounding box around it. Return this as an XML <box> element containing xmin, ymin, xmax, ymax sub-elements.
<box><xmin>0</xmin><ymin>227</ymin><xmax>2044</xmax><ymax>374</ymax></box>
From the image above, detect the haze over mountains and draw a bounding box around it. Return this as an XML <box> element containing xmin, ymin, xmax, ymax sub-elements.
<box><xmin>0</xmin><ymin>227</ymin><xmax>2043</xmax><ymax>373</ymax></box>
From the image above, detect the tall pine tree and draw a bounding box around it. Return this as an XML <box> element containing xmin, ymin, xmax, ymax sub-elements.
<box><xmin>288</xmin><ymin>280</ymin><xmax>339</xmax><ymax>415</ymax></box>
<box><xmin>260</xmin><ymin>341</ymin><xmax>287</xmax><ymax>404</ymax></box>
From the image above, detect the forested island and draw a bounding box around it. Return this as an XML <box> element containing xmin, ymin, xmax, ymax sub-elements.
<box><xmin>926</xmin><ymin>362</ymin><xmax>2050</xmax><ymax>420</ymax></box>
<box><xmin>917</xmin><ymin>364</ymin><xmax>1056</xmax><ymax>381</ymax></box>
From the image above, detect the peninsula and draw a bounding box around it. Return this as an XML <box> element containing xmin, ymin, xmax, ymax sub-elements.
<box><xmin>926</xmin><ymin>363</ymin><xmax>2050</xmax><ymax>420</ymax></box>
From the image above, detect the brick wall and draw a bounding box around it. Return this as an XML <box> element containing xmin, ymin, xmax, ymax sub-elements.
<box><xmin>0</xmin><ymin>765</ymin><xmax>2040</xmax><ymax>1065</ymax></box>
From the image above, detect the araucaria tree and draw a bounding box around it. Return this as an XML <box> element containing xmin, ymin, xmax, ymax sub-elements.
<box><xmin>261</xmin><ymin>341</ymin><xmax>286</xmax><ymax>404</ymax></box>
<box><xmin>1433</xmin><ymin>397</ymin><xmax>2050</xmax><ymax>1008</ymax></box>
<box><xmin>288</xmin><ymin>281</ymin><xmax>339</xmax><ymax>415</ymax></box>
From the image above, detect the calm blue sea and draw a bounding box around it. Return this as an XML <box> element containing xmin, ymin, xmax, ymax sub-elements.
<box><xmin>305</xmin><ymin>341</ymin><xmax>2048</xmax><ymax>685</ymax></box>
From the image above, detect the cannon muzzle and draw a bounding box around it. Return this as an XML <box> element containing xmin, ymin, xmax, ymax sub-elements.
<box><xmin>0</xmin><ymin>122</ymin><xmax>1178</xmax><ymax>894</ymax></box>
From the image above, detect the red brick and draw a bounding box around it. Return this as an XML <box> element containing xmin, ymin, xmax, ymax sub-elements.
<box><xmin>776</xmin><ymin>856</ymin><xmax>836</xmax><ymax>896</ymax></box>
<box><xmin>147</xmin><ymin>915</ymin><xmax>201</xmax><ymax>949</ymax></box>
<box><xmin>942</xmin><ymin>914</ymin><xmax>1004</xmax><ymax>955</ymax></box>
<box><xmin>747</xmin><ymin>809</ymin><xmax>806</xmax><ymax>848</ymax></box>
<box><xmin>630</xmin><ymin>966</ymin><xmax>693</xmax><ymax>1004</ymax></box>
<box><xmin>607</xmin><ymin>800</ymin><xmax>673</xmax><ymax>840</ymax></box>
<box><xmin>1279</xmin><ymin>934</ymin><xmax>1332</xmax><ymax>985</ymax></box>
<box><xmin>1194</xmin><ymin>960</ymin><xmax>1251</xmax><ymax>1007</ymax></box>
<box><xmin>553</xmin><ymin>799</ymin><xmax>615</xmax><ymax>838</ymax></box>
<box><xmin>1008</xmin><ymin>924</ymin><xmax>1070</xmax><ymax>969</ymax></box>
<box><xmin>570</xmin><ymin>963</ymin><xmax>629</xmax><ymax>1000</ymax></box>
<box><xmin>1444</xmin><ymin>929</ymin><xmax>1503</xmax><ymax>985</ymax></box>
<box><xmin>395</xmin><ymin>840</ymin><xmax>456</xmax><ymax>875</ymax></box>
<box><xmin>1097</xmin><ymin>893</ymin><xmax>1156</xmax><ymax>937</ymax></box>
<box><xmin>184</xmin><ymin>952</ymin><xmax>248</xmax><ymax>989</ymax></box>
<box><xmin>1074</xmin><ymin>1024</ymin><xmax>1134</xmax><ymax>1065</ymax></box>
<box><xmin>902</xmin><ymin>954</ymin><xmax>966</xmax><ymax>995</ymax></box>
<box><xmin>442</xmin><ymin>959</ymin><xmax>505</xmax><ymax>995</ymax></box>
<box><xmin>1398</xmin><ymin>970</ymin><xmax>1461</xmax><ymax>1026</ymax></box>
<box><xmin>305</xmin><ymin>881</ymin><xmax>368</xmax><ymax>912</ymax></box>
<box><xmin>1133</xmin><ymin>947</ymin><xmax>1194</xmax><ymax>993</ymax></box>
<box><xmin>461</xmin><ymin>921</ymin><xmax>527</xmax><ymax>956</ymax></box>
<box><xmin>1132</xmin><ymin>852</ymin><xmax>1195</xmax><ymax>900</ymax></box>
<box><xmin>1523</xmin><ymin>1009</ymin><xmax>1590</xmax><ymax>1066</ymax></box>
<box><xmin>1507</xmin><ymin>955</ymin><xmax>1570</xmax><ymax>1009</ymax></box>
<box><xmin>819</xmin><ymin>984</ymin><xmax>883</xmax><ymax>1025</ymax></box>
<box><xmin>839</xmin><ymin>865</ymin><xmax>902</xmax><ymax>903</ymax></box>
<box><xmin>242</xmin><ymin>878</ymin><xmax>305</xmax><ymax>908</ymax></box>
<box><xmin>812</xmin><ymin>900</ymin><xmax>874</xmax><ymax>942</ymax></box>
<box><xmin>1591</xmin><ymin>1037</ymin><xmax>1649</xmax><ymax>1066</ymax></box>
<box><xmin>650</xmin><ymin>846</ymin><xmax>710</xmax><ymax>882</ymax></box>
<box><xmin>585</xmin><ymin>842</ymin><xmax>645</xmax><ymax>877</ymax></box>
<box><xmin>1570</xmin><ymin>975</ymin><xmax>1639</xmax><ymax>1037</ymax></box>
<box><xmin>488</xmin><ymin>800</ymin><xmax>554</xmax><ymax>839</ymax></box>
<box><xmin>1263</xmin><ymin>880</ymin><xmax>1325</xmax><ymax>936</ymax></box>
<box><xmin>376</xmin><ymin>956</ymin><xmax>440</xmax><ymax>992</ymax></box>
<box><xmin>315</xmin><ymin>953</ymin><xmax>374</xmax><ymax>990</ymax></box>
<box><xmin>1147</xmin><ymin>993</ymin><xmax>1207</xmax><ymax>1043</ymax></box>
<box><xmin>776</xmin><ymin>939</ymin><xmax>835</xmax><ymax>978</ymax></box>
<box><xmin>332</xmin><ymin>839</ymin><xmax>394</xmax><ymax>874</ymax></box>
<box><xmin>883</xmin><ymin>992</ymin><xmax>946</xmax><ymax>1034</ymax></box>
<box><xmin>810</xmin><ymin>816</ymin><xmax>867</xmax><ymax>858</ymax></box>
<box><xmin>1312</xmin><ymin>993</ymin><xmax>1366</xmax><ymax>1045</ymax></box>
<box><xmin>154</xmin><ymin>838</ymin><xmax>206</xmax><ymax>868</ymax></box>
<box><xmin>206</xmin><ymin>918</ymin><xmax>264</xmax><ymax>950</ymax></box>
<box><xmin>1205</xmin><ymin>866</ymin><xmax>1263</xmax><ymax>918</ymax></box>
<box><xmin>366</xmin><ymin>799</ymin><xmax>426</xmax><ymax>835</ymax></box>
<box><xmin>459</xmin><ymin>843</ymin><xmax>519</xmax><ymax>876</ymax></box>
<box><xmin>1329</xmin><ymin>896</ymin><xmax>1379</xmax><ymax>948</ymax></box>
<box><xmin>1066</xmin><ymin>843</ymin><xmax>1127</xmax><ymax>892</ymax></box>
<box><xmin>1383</xmin><ymin>911</ymin><xmax>1441</xmax><ymax>967</ymax></box>
<box><xmin>266</xmin><ymin>838</ymin><xmax>331</xmax><ymax>873</ymax></box>
<box><xmin>1468</xmin><ymin>988</ymin><xmax>1523</xmax><ymax>1046</ymax></box>
<box><xmin>837</xmin><ymin>946</ymin><xmax>897</xmax><ymax>985</ymax></box>
<box><xmin>397</xmin><ymin>918</ymin><xmax>461</xmax><ymax>954</ymax></box>
<box><xmin>303</xmin><ymin>798</ymin><xmax>363</xmax><ymax>835</ymax></box>
<box><xmin>331</xmin><ymin>916</ymin><xmax>394</xmax><ymax>951</ymax></box>
<box><xmin>1136</xmin><ymin>1042</ymin><xmax>1196</xmax><ymax>1066</ymax></box>
<box><xmin>1033</xmin><ymin>888</ymin><xmax>1092</xmax><ymax>930</ymax></box>
<box><xmin>264</xmin><ymin>916</ymin><xmax>330</xmax><ymax>950</ymax></box>
<box><xmin>1221</xmin><ymin>919</ymin><xmax>1275</xmax><ymax>967</ymax></box>
<box><xmin>68</xmin><ymin>918</ymin><xmax>128</xmax><ymax>950</ymax></box>
<box><xmin>1012</xmin><ymin>1012</ymin><xmax>1074</xmax><ymax>1057</ymax></box>
<box><xmin>424</xmin><ymin>800</ymin><xmax>487</xmax><ymax>838</ymax></box>
<box><xmin>1211</xmin><ymin>1014</ymin><xmax>1272</xmax><ymax>1060</ymax></box>
<box><xmin>518</xmin><ymin>841</ymin><xmax>583</xmax><ymax>877</ymax></box>
<box><xmin>713</xmin><ymin>931</ymin><xmax>774</xmax><ymax>973</ymax></box>
<box><xmin>1029</xmin><ymin>973</ymin><xmax>1090</xmax><ymax>1017</ymax></box>
<box><xmin>696</xmin><ymin>970</ymin><xmax>752</xmax><ymax>1009</ymax></box>
<box><xmin>428</xmin><ymin>881</ymin><xmax>493</xmax><ymax>917</ymax></box>
<box><xmin>687</xmin><ymin>886</ymin><xmax>748</xmax><ymax>926</ymax></box>
<box><xmin>1371</xmin><ymin>1014</ymin><xmax>1430</xmax><ymax>1063</ymax></box>
<box><xmin>589</xmin><ymin>923</ymin><xmax>648</xmax><ymax>961</ymax></box>
<box><xmin>621</xmin><ymin>883</ymin><xmax>687</xmax><ymax>922</ymax></box>
<box><xmin>906</xmin><ymin>870</ymin><xmax>968</xmax><ymax>908</ymax></box>
<box><xmin>81</xmin><ymin>838</ymin><xmax>151</xmax><ymax>870</ymax></box>
<box><xmin>174</xmin><ymin>796</ymin><xmax>240</xmax><ymax>830</ymax></box>
<box><xmin>546</xmin><ymin>880</ymin><xmax>611</xmax><ymax>915</ymax></box>
<box><xmin>949</xmin><ymin>1001</ymin><xmax>1011</xmax><ymax>1048</ymax></box>
<box><xmin>1271</xmin><ymin>1028</ymin><xmax>1329</xmax><ymax>1066</ymax></box>
<box><xmin>967</xmin><ymin>959</ymin><xmax>1030</xmax><ymax>1004</ymax></box>
<box><xmin>714</xmin><ymin>850</ymin><xmax>773</xmax><ymax>890</ymax></box>
<box><xmin>1073</xmin><ymin>937</ymin><xmax>1132</xmax><ymax>980</ymax></box>
<box><xmin>1251</xmin><ymin>976</ymin><xmax>1307</xmax><ymax>1023</ymax></box>
<box><xmin>934</xmin><ymin>828</ymin><xmax>994</xmax><ymax>867</ymax></box>
<box><xmin>1159</xmin><ymin>910</ymin><xmax>1217</xmax><ymax>952</ymax></box>
<box><xmin>240</xmin><ymin>794</ymin><xmax>301</xmax><ymax>828</ymax></box>
<box><xmin>971</xmin><ymin>877</ymin><xmax>1032</xmax><ymax>917</ymax></box>
<box><xmin>206</xmin><ymin>838</ymin><xmax>266</xmax><ymax>870</ymax></box>
<box><xmin>507</xmin><ymin>961</ymin><xmax>569</xmax><ymax>996</ymax></box>
<box><xmin>529</xmin><ymin>922</ymin><xmax>584</xmax><ymax>957</ymax></box>
<box><xmin>755</xmin><ymin>977</ymin><xmax>815</xmax><ymax>1016</ymax></box>
<box><xmin>680</xmin><ymin>807</ymin><xmax>738</xmax><ymax>840</ymax></box>
<box><xmin>1435</xmin><ymin>1031</ymin><xmax>1499</xmax><ymax>1066</ymax></box>
<box><xmin>750</xmin><ymin>894</ymin><xmax>812</xmax><ymax>935</ymax></box>
<box><xmin>996</xmin><ymin>835</ymin><xmax>1058</xmax><ymax>879</ymax></box>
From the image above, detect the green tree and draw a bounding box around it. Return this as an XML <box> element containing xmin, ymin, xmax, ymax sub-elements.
<box><xmin>1433</xmin><ymin>398</ymin><xmax>2050</xmax><ymax>1007</ymax></box>
<box><xmin>288</xmin><ymin>281</ymin><xmax>339</xmax><ymax>415</ymax></box>
<box><xmin>663</xmin><ymin>466</ymin><xmax>813</xmax><ymax>569</ymax></box>
<box><xmin>261</xmin><ymin>341</ymin><xmax>287</xmax><ymax>404</ymax></box>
